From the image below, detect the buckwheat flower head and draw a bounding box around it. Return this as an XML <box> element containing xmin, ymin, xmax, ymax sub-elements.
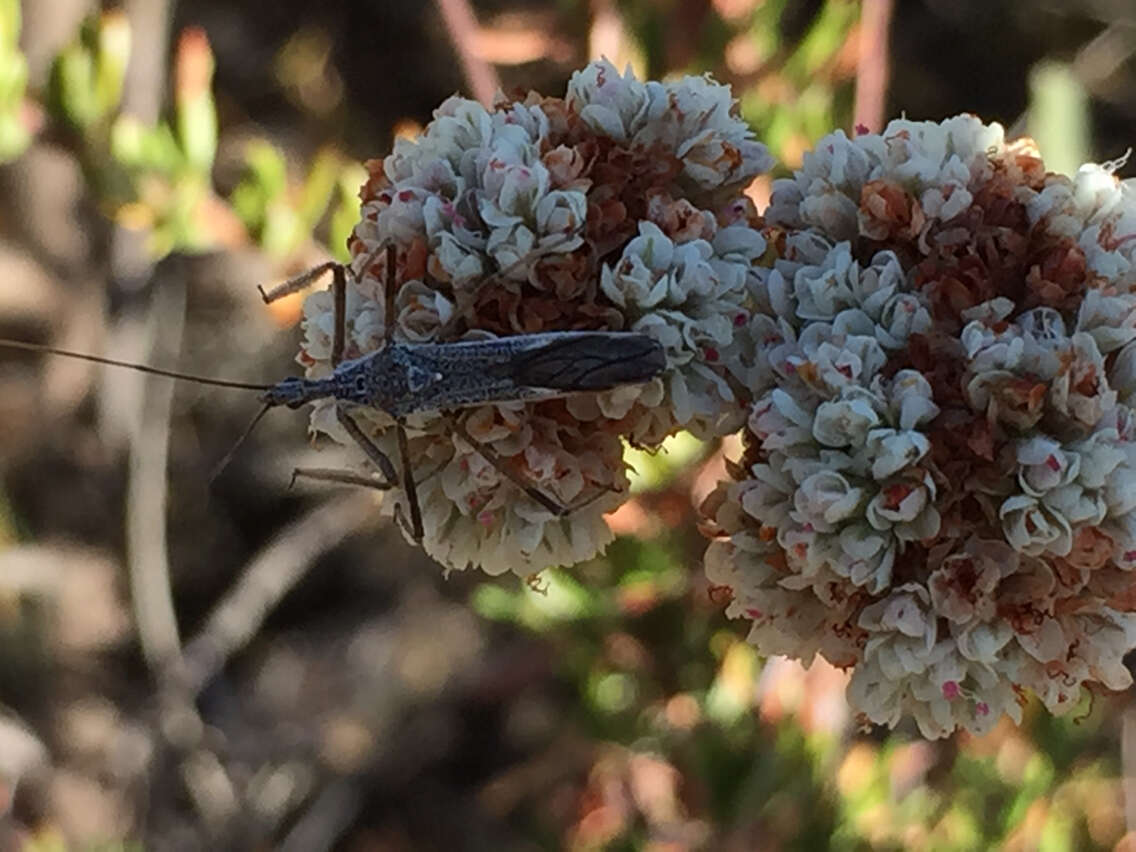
<box><xmin>299</xmin><ymin>61</ymin><xmax>773</xmax><ymax>577</ymax></box>
<box><xmin>566</xmin><ymin>58</ymin><xmax>773</xmax><ymax>199</ymax></box>
<box><xmin>705</xmin><ymin>115</ymin><xmax>1136</xmax><ymax>737</ymax></box>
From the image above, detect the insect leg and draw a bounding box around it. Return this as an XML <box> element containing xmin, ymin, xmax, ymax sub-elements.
<box><xmin>289</xmin><ymin>467</ymin><xmax>394</xmax><ymax>491</ymax></box>
<box><xmin>395</xmin><ymin>421</ymin><xmax>425</xmax><ymax>543</ymax></box>
<box><xmin>257</xmin><ymin>261</ymin><xmax>341</xmax><ymax>304</ymax></box>
<box><xmin>383</xmin><ymin>241</ymin><xmax>397</xmax><ymax>342</ymax></box>
<box><xmin>336</xmin><ymin>407</ymin><xmax>399</xmax><ymax>485</ymax></box>
<box><xmin>288</xmin><ymin>466</ymin><xmax>417</xmax><ymax>541</ymax></box>
<box><xmin>332</xmin><ymin>407</ymin><xmax>425</xmax><ymax>543</ymax></box>
<box><xmin>335</xmin><ymin>242</ymin><xmax>392</xmax><ymax>365</ymax></box>
<box><xmin>363</xmin><ymin>241</ymin><xmax>426</xmax><ymax>542</ymax></box>
<box><xmin>290</xmin><ymin>456</ymin><xmax>440</xmax><ymax>546</ymax></box>
<box><xmin>330</xmin><ymin>263</ymin><xmax>347</xmax><ymax>367</ymax></box>
<box><xmin>449</xmin><ymin>417</ymin><xmax>573</xmax><ymax>517</ymax></box>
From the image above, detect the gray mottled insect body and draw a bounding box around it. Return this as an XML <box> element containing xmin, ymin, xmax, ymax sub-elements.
<box><xmin>260</xmin><ymin>331</ymin><xmax>667</xmax><ymax>418</ymax></box>
<box><xmin>0</xmin><ymin>242</ymin><xmax>670</xmax><ymax>545</ymax></box>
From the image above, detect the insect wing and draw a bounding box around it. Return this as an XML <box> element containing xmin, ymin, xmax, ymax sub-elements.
<box><xmin>506</xmin><ymin>332</ymin><xmax>666</xmax><ymax>391</ymax></box>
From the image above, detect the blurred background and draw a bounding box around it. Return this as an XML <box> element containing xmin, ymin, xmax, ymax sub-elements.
<box><xmin>0</xmin><ymin>0</ymin><xmax>1135</xmax><ymax>848</ymax></box>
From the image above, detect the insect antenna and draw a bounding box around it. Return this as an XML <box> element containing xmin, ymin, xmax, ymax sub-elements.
<box><xmin>0</xmin><ymin>337</ymin><xmax>281</xmax><ymax>484</ymax></box>
<box><xmin>208</xmin><ymin>402</ymin><xmax>274</xmax><ymax>484</ymax></box>
<box><xmin>0</xmin><ymin>338</ymin><xmax>274</xmax><ymax>392</ymax></box>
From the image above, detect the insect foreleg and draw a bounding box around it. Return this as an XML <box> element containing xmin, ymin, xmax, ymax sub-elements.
<box><xmin>383</xmin><ymin>242</ymin><xmax>398</xmax><ymax>343</ymax></box>
<box><xmin>337</xmin><ymin>242</ymin><xmax>391</xmax><ymax>365</ymax></box>
<box><xmin>370</xmin><ymin>241</ymin><xmax>428</xmax><ymax>543</ymax></box>
<box><xmin>331</xmin><ymin>263</ymin><xmax>347</xmax><ymax>367</ymax></box>
<box><xmin>257</xmin><ymin>261</ymin><xmax>342</xmax><ymax>304</ymax></box>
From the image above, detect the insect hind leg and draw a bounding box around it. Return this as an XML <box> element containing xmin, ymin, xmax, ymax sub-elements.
<box><xmin>289</xmin><ymin>467</ymin><xmax>393</xmax><ymax>491</ymax></box>
<box><xmin>395</xmin><ymin>421</ymin><xmax>424</xmax><ymax>543</ymax></box>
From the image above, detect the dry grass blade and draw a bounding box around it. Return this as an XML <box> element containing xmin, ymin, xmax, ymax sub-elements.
<box><xmin>433</xmin><ymin>0</ymin><xmax>501</xmax><ymax>105</ymax></box>
<box><xmin>178</xmin><ymin>492</ymin><xmax>383</xmax><ymax>697</ymax></box>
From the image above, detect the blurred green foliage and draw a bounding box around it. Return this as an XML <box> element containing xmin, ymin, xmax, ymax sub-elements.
<box><xmin>624</xmin><ymin>431</ymin><xmax>706</xmax><ymax>493</ymax></box>
<box><xmin>476</xmin><ymin>527</ymin><xmax>1129</xmax><ymax>849</ymax></box>
<box><xmin>48</xmin><ymin>10</ymin><xmax>129</xmax><ymax>133</ymax></box>
<box><xmin>8</xmin><ymin>9</ymin><xmax>361</xmax><ymax>261</ymax></box>
<box><xmin>0</xmin><ymin>0</ymin><xmax>29</xmax><ymax>160</ymax></box>
<box><xmin>231</xmin><ymin>141</ymin><xmax>364</xmax><ymax>260</ymax></box>
<box><xmin>732</xmin><ymin>0</ymin><xmax>859</xmax><ymax>163</ymax></box>
<box><xmin>1029</xmin><ymin>62</ymin><xmax>1091</xmax><ymax>178</ymax></box>
<box><xmin>569</xmin><ymin>0</ymin><xmax>860</xmax><ymax>170</ymax></box>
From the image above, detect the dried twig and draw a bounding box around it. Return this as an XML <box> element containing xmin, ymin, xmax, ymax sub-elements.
<box><xmin>127</xmin><ymin>270</ymin><xmax>186</xmax><ymax>670</ymax></box>
<box><xmin>109</xmin><ymin>0</ymin><xmax>184</xmax><ymax>674</ymax></box>
<box><xmin>279</xmin><ymin>778</ymin><xmax>363</xmax><ymax>852</ymax></box>
<box><xmin>1124</xmin><ymin>706</ymin><xmax>1136</xmax><ymax>835</ymax></box>
<box><xmin>852</xmin><ymin>0</ymin><xmax>893</xmax><ymax>134</ymax></box>
<box><xmin>179</xmin><ymin>492</ymin><xmax>383</xmax><ymax>697</ymax></box>
<box><xmin>588</xmin><ymin>0</ymin><xmax>631</xmax><ymax>67</ymax></box>
<box><xmin>433</xmin><ymin>0</ymin><xmax>501</xmax><ymax>106</ymax></box>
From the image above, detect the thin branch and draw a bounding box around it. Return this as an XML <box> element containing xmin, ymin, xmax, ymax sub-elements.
<box><xmin>179</xmin><ymin>492</ymin><xmax>382</xmax><ymax>697</ymax></box>
<box><xmin>113</xmin><ymin>0</ymin><xmax>182</xmax><ymax>671</ymax></box>
<box><xmin>121</xmin><ymin>0</ymin><xmax>175</xmax><ymax>120</ymax></box>
<box><xmin>852</xmin><ymin>0</ymin><xmax>893</xmax><ymax>134</ymax></box>
<box><xmin>589</xmin><ymin>0</ymin><xmax>631</xmax><ymax>66</ymax></box>
<box><xmin>1124</xmin><ymin>706</ymin><xmax>1136</xmax><ymax>835</ymax></box>
<box><xmin>279</xmin><ymin>778</ymin><xmax>363</xmax><ymax>852</ymax></box>
<box><xmin>434</xmin><ymin>0</ymin><xmax>501</xmax><ymax>106</ymax></box>
<box><xmin>127</xmin><ymin>269</ymin><xmax>186</xmax><ymax>670</ymax></box>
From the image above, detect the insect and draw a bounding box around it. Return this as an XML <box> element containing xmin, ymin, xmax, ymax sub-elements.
<box><xmin>0</xmin><ymin>241</ymin><xmax>667</xmax><ymax>544</ymax></box>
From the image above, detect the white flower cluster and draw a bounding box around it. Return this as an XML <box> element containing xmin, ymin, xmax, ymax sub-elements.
<box><xmin>766</xmin><ymin>114</ymin><xmax>1012</xmax><ymax>241</ymax></box>
<box><xmin>1028</xmin><ymin>158</ymin><xmax>1136</xmax><ymax>291</ymax></box>
<box><xmin>731</xmin><ymin>239</ymin><xmax>940</xmax><ymax>596</ymax></box>
<box><xmin>298</xmin><ymin>60</ymin><xmax>772</xmax><ymax>576</ymax></box>
<box><xmin>566</xmin><ymin>219</ymin><xmax>767</xmax><ymax>444</ymax></box>
<box><xmin>705</xmin><ymin>115</ymin><xmax>1136</xmax><ymax>737</ymax></box>
<box><xmin>375</xmin><ymin>94</ymin><xmax>587</xmax><ymax>294</ymax></box>
<box><xmin>566</xmin><ymin>60</ymin><xmax>772</xmax><ymax>197</ymax></box>
<box><xmin>960</xmin><ymin>304</ymin><xmax>1136</xmax><ymax>564</ymax></box>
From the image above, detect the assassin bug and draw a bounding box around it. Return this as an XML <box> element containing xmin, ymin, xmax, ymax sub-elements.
<box><xmin>0</xmin><ymin>240</ymin><xmax>667</xmax><ymax>544</ymax></box>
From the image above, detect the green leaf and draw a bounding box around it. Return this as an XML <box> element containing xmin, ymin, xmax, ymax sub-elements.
<box><xmin>328</xmin><ymin>164</ymin><xmax>366</xmax><ymax>260</ymax></box>
<box><xmin>1029</xmin><ymin>62</ymin><xmax>1089</xmax><ymax>178</ymax></box>
<box><xmin>230</xmin><ymin>141</ymin><xmax>285</xmax><ymax>225</ymax></box>
<box><xmin>111</xmin><ymin>115</ymin><xmax>182</xmax><ymax>173</ymax></box>
<box><xmin>297</xmin><ymin>148</ymin><xmax>340</xmax><ymax>230</ymax></box>
<box><xmin>93</xmin><ymin>11</ymin><xmax>130</xmax><ymax>120</ymax></box>
<box><xmin>0</xmin><ymin>0</ymin><xmax>29</xmax><ymax>160</ymax></box>
<box><xmin>49</xmin><ymin>42</ymin><xmax>98</xmax><ymax>129</ymax></box>
<box><xmin>174</xmin><ymin>28</ymin><xmax>217</xmax><ymax>174</ymax></box>
<box><xmin>47</xmin><ymin>13</ymin><xmax>131</xmax><ymax>131</ymax></box>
